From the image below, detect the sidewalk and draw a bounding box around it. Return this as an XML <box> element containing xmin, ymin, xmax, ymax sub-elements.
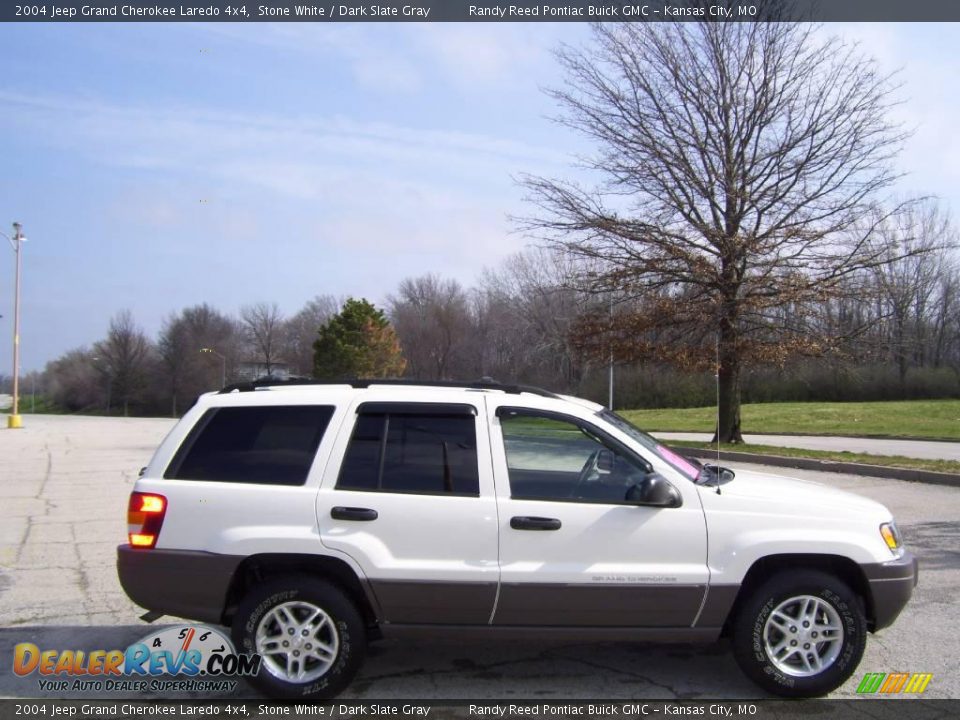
<box><xmin>653</xmin><ymin>432</ymin><xmax>960</xmax><ymax>461</ymax></box>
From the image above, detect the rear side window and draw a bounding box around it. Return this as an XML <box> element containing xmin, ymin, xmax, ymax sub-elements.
<box><xmin>337</xmin><ymin>406</ymin><xmax>479</xmax><ymax>496</ymax></box>
<box><xmin>166</xmin><ymin>405</ymin><xmax>335</xmax><ymax>486</ymax></box>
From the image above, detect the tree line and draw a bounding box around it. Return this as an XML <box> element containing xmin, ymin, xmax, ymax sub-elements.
<box><xmin>13</xmin><ymin>228</ymin><xmax>958</xmax><ymax>418</ymax></box>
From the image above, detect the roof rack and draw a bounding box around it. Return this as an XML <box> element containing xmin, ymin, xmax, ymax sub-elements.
<box><xmin>218</xmin><ymin>377</ymin><xmax>562</xmax><ymax>399</ymax></box>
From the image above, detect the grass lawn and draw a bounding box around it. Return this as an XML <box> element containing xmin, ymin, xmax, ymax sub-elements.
<box><xmin>620</xmin><ymin>399</ymin><xmax>960</xmax><ymax>440</ymax></box>
<box><xmin>671</xmin><ymin>441</ymin><xmax>960</xmax><ymax>475</ymax></box>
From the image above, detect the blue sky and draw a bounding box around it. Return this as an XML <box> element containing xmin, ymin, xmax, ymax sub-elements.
<box><xmin>0</xmin><ymin>22</ymin><xmax>959</xmax><ymax>372</ymax></box>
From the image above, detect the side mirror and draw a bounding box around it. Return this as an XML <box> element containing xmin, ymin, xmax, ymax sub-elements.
<box><xmin>699</xmin><ymin>464</ymin><xmax>735</xmax><ymax>485</ymax></box>
<box><xmin>626</xmin><ymin>474</ymin><xmax>682</xmax><ymax>508</ymax></box>
<box><xmin>596</xmin><ymin>450</ymin><xmax>614</xmax><ymax>473</ymax></box>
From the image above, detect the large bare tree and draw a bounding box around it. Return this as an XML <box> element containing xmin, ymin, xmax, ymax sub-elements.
<box><xmin>522</xmin><ymin>19</ymin><xmax>923</xmax><ymax>442</ymax></box>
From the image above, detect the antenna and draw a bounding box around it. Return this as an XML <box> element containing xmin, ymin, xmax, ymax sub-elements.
<box><xmin>714</xmin><ymin>329</ymin><xmax>722</xmax><ymax>495</ymax></box>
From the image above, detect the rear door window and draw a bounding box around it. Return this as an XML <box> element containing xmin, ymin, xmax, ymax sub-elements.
<box><xmin>166</xmin><ymin>405</ymin><xmax>335</xmax><ymax>485</ymax></box>
<box><xmin>336</xmin><ymin>404</ymin><xmax>480</xmax><ymax>496</ymax></box>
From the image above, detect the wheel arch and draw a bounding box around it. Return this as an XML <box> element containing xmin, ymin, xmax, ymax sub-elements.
<box><xmin>720</xmin><ymin>553</ymin><xmax>875</xmax><ymax>635</ymax></box>
<box><xmin>221</xmin><ymin>553</ymin><xmax>381</xmax><ymax>634</ymax></box>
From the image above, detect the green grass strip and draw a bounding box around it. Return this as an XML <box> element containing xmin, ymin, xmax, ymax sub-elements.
<box><xmin>621</xmin><ymin>399</ymin><xmax>960</xmax><ymax>440</ymax></box>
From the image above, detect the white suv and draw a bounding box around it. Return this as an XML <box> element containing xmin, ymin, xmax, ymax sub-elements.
<box><xmin>117</xmin><ymin>379</ymin><xmax>917</xmax><ymax>699</ymax></box>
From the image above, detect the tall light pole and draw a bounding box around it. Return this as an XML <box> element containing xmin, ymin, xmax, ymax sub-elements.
<box><xmin>2</xmin><ymin>223</ymin><xmax>26</xmax><ymax>429</ymax></box>
<box><xmin>200</xmin><ymin>347</ymin><xmax>226</xmax><ymax>389</ymax></box>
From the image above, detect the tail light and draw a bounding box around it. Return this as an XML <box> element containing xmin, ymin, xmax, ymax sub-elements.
<box><xmin>127</xmin><ymin>492</ymin><xmax>167</xmax><ymax>549</ymax></box>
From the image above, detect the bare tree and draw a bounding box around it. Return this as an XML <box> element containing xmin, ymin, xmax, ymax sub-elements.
<box><xmin>866</xmin><ymin>202</ymin><xmax>957</xmax><ymax>390</ymax></box>
<box><xmin>931</xmin><ymin>263</ymin><xmax>960</xmax><ymax>372</ymax></box>
<box><xmin>465</xmin><ymin>249</ymin><xmax>594</xmax><ymax>391</ymax></box>
<box><xmin>93</xmin><ymin>310</ymin><xmax>151</xmax><ymax>416</ymax></box>
<box><xmin>521</xmin><ymin>19</ymin><xmax>926</xmax><ymax>442</ymax></box>
<box><xmin>283</xmin><ymin>295</ymin><xmax>340</xmax><ymax>377</ymax></box>
<box><xmin>158</xmin><ymin>304</ymin><xmax>240</xmax><ymax>414</ymax></box>
<box><xmin>389</xmin><ymin>275</ymin><xmax>473</xmax><ymax>380</ymax></box>
<box><xmin>43</xmin><ymin>348</ymin><xmax>101</xmax><ymax>412</ymax></box>
<box><xmin>241</xmin><ymin>302</ymin><xmax>284</xmax><ymax>376</ymax></box>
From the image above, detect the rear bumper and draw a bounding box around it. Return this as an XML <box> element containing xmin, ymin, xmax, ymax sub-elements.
<box><xmin>117</xmin><ymin>545</ymin><xmax>243</xmax><ymax>625</ymax></box>
<box><xmin>862</xmin><ymin>551</ymin><xmax>918</xmax><ymax>631</ymax></box>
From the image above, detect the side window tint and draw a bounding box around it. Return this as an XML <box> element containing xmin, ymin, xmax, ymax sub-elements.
<box><xmin>500</xmin><ymin>412</ymin><xmax>648</xmax><ymax>503</ymax></box>
<box><xmin>337</xmin><ymin>412</ymin><xmax>479</xmax><ymax>496</ymax></box>
<box><xmin>166</xmin><ymin>405</ymin><xmax>334</xmax><ymax>485</ymax></box>
<box><xmin>335</xmin><ymin>414</ymin><xmax>383</xmax><ymax>491</ymax></box>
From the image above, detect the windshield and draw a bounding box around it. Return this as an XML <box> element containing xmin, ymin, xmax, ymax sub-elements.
<box><xmin>598</xmin><ymin>409</ymin><xmax>701</xmax><ymax>482</ymax></box>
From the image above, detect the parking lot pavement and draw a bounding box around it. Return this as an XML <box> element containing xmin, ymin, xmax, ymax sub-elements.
<box><xmin>1</xmin><ymin>415</ymin><xmax>957</xmax><ymax>699</ymax></box>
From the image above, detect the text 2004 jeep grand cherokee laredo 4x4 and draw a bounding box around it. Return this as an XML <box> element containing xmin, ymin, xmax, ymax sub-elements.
<box><xmin>117</xmin><ymin>379</ymin><xmax>917</xmax><ymax>699</ymax></box>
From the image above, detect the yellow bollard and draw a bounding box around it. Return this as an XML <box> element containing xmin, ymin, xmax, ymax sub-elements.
<box><xmin>7</xmin><ymin>414</ymin><xmax>22</xmax><ymax>429</ymax></box>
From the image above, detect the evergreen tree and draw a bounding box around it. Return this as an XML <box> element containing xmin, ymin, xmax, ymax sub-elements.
<box><xmin>313</xmin><ymin>298</ymin><xmax>406</xmax><ymax>379</ymax></box>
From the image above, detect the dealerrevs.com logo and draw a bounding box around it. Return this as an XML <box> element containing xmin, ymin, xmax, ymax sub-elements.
<box><xmin>12</xmin><ymin>625</ymin><xmax>261</xmax><ymax>693</ymax></box>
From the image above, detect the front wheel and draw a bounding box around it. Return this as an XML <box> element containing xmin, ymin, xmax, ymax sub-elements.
<box><xmin>731</xmin><ymin>570</ymin><xmax>867</xmax><ymax>697</ymax></box>
<box><xmin>232</xmin><ymin>575</ymin><xmax>366</xmax><ymax>699</ymax></box>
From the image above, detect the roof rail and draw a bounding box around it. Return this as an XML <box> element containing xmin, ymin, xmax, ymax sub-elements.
<box><xmin>217</xmin><ymin>377</ymin><xmax>562</xmax><ymax>399</ymax></box>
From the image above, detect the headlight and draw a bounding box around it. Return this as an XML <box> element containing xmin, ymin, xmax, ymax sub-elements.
<box><xmin>880</xmin><ymin>522</ymin><xmax>902</xmax><ymax>553</ymax></box>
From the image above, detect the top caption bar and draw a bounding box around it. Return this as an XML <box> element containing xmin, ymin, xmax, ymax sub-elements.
<box><xmin>4</xmin><ymin>0</ymin><xmax>960</xmax><ymax>22</ymax></box>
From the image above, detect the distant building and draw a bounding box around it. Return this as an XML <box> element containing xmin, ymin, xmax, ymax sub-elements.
<box><xmin>236</xmin><ymin>361</ymin><xmax>295</xmax><ymax>382</ymax></box>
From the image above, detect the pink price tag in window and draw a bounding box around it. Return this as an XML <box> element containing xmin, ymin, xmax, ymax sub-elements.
<box><xmin>656</xmin><ymin>444</ymin><xmax>700</xmax><ymax>479</ymax></box>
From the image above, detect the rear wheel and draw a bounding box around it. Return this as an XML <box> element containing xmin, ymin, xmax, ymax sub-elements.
<box><xmin>232</xmin><ymin>575</ymin><xmax>366</xmax><ymax>699</ymax></box>
<box><xmin>731</xmin><ymin>570</ymin><xmax>866</xmax><ymax>697</ymax></box>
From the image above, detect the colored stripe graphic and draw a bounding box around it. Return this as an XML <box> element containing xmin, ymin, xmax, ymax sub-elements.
<box><xmin>858</xmin><ymin>672</ymin><xmax>932</xmax><ymax>694</ymax></box>
<box><xmin>880</xmin><ymin>672</ymin><xmax>910</xmax><ymax>693</ymax></box>
<box><xmin>904</xmin><ymin>673</ymin><xmax>933</xmax><ymax>694</ymax></box>
<box><xmin>857</xmin><ymin>673</ymin><xmax>886</xmax><ymax>694</ymax></box>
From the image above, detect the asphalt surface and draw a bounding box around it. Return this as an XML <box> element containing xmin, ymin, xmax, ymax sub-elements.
<box><xmin>0</xmin><ymin>415</ymin><xmax>957</xmax><ymax>701</ymax></box>
<box><xmin>654</xmin><ymin>432</ymin><xmax>960</xmax><ymax>461</ymax></box>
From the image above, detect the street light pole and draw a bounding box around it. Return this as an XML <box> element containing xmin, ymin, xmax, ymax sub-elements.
<box><xmin>3</xmin><ymin>222</ymin><xmax>25</xmax><ymax>429</ymax></box>
<box><xmin>201</xmin><ymin>348</ymin><xmax>227</xmax><ymax>389</ymax></box>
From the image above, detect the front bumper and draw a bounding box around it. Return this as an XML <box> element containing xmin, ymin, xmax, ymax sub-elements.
<box><xmin>117</xmin><ymin>545</ymin><xmax>243</xmax><ymax>625</ymax></box>
<box><xmin>861</xmin><ymin>551</ymin><xmax>918</xmax><ymax>631</ymax></box>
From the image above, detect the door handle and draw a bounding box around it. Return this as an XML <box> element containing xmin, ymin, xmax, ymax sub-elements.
<box><xmin>331</xmin><ymin>506</ymin><xmax>379</xmax><ymax>522</ymax></box>
<box><xmin>510</xmin><ymin>516</ymin><xmax>561</xmax><ymax>531</ymax></box>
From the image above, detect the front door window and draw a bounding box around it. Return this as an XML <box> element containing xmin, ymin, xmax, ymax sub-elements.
<box><xmin>499</xmin><ymin>411</ymin><xmax>651</xmax><ymax>504</ymax></box>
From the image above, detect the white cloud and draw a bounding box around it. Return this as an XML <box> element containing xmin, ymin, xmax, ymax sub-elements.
<box><xmin>0</xmin><ymin>87</ymin><xmax>542</xmax><ymax>284</ymax></box>
<box><xmin>188</xmin><ymin>22</ymin><xmax>580</xmax><ymax>95</ymax></box>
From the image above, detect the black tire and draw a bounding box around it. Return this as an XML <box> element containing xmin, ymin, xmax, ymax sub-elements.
<box><xmin>731</xmin><ymin>570</ymin><xmax>867</xmax><ymax>698</ymax></box>
<box><xmin>231</xmin><ymin>575</ymin><xmax>366</xmax><ymax>700</ymax></box>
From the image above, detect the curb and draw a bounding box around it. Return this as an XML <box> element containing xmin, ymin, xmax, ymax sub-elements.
<box><xmin>676</xmin><ymin>447</ymin><xmax>960</xmax><ymax>488</ymax></box>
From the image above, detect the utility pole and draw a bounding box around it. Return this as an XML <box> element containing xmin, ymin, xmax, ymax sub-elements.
<box><xmin>4</xmin><ymin>223</ymin><xmax>25</xmax><ymax>429</ymax></box>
